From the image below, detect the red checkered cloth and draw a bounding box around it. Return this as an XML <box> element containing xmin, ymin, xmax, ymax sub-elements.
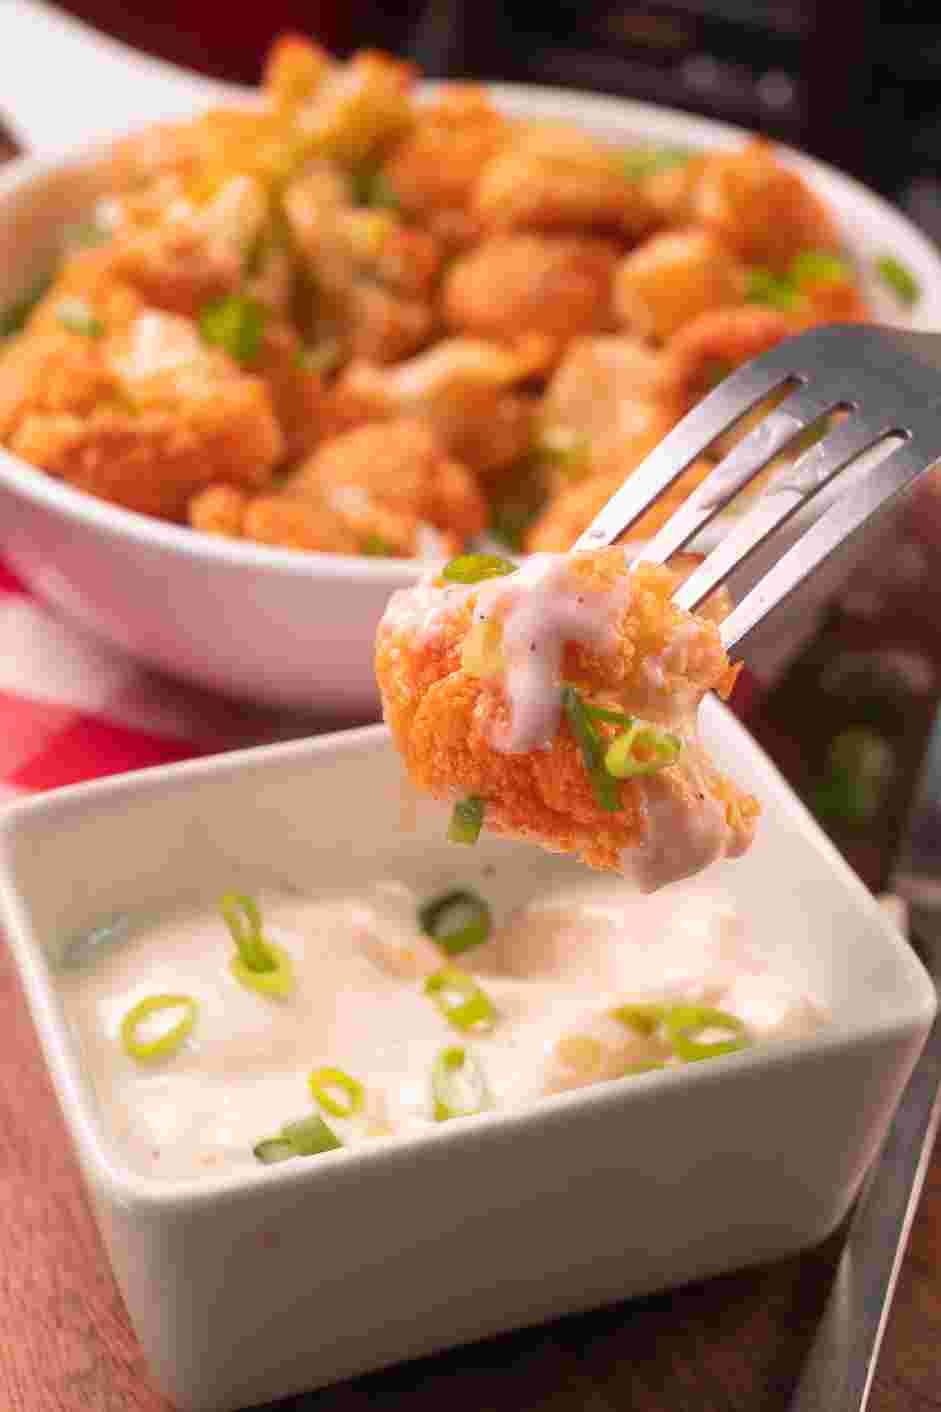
<box><xmin>0</xmin><ymin>556</ymin><xmax>311</xmax><ymax>802</ymax></box>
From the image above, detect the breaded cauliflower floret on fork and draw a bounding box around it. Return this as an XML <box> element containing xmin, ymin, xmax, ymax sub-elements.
<box><xmin>376</xmin><ymin>548</ymin><xmax>759</xmax><ymax>889</ymax></box>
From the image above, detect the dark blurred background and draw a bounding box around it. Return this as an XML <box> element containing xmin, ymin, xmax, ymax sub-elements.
<box><xmin>56</xmin><ymin>0</ymin><xmax>941</xmax><ymax>242</ymax></box>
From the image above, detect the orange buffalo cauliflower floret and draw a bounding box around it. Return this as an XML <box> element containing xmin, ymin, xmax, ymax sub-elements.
<box><xmin>335</xmin><ymin>338</ymin><xmax>538</xmax><ymax>476</ymax></box>
<box><xmin>376</xmin><ymin>548</ymin><xmax>758</xmax><ymax>884</ymax></box>
<box><xmin>290</xmin><ymin>416</ymin><xmax>487</xmax><ymax>547</ymax></box>
<box><xmin>0</xmin><ymin>276</ymin><xmax>282</xmax><ymax>520</ymax></box>
<box><xmin>656</xmin><ymin>305</ymin><xmax>799</xmax><ymax>422</ymax></box>
<box><xmin>381</xmin><ymin>85</ymin><xmax>512</xmax><ymax>238</ymax></box>
<box><xmin>525</xmin><ymin>456</ymin><xmax>714</xmax><ymax>553</ymax></box>
<box><xmin>473</xmin><ymin>122</ymin><xmax>655</xmax><ymax>239</ymax></box>
<box><xmin>442</xmin><ymin>233</ymin><xmax>620</xmax><ymax>372</ymax></box>
<box><xmin>693</xmin><ymin>140</ymin><xmax>840</xmax><ymax>272</ymax></box>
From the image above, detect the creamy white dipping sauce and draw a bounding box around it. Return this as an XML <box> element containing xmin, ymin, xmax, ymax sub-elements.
<box><xmin>57</xmin><ymin>882</ymin><xmax>824</xmax><ymax>1182</ymax></box>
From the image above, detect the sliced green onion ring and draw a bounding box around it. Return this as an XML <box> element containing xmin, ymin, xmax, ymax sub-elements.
<box><xmin>620</xmin><ymin>145</ymin><xmax>690</xmax><ymax>181</ymax></box>
<box><xmin>56</xmin><ymin>298</ymin><xmax>104</xmax><ymax>337</ymax></box>
<box><xmin>448</xmin><ymin>795</ymin><xmax>485</xmax><ymax>845</ymax></box>
<box><xmin>875</xmin><ymin>254</ymin><xmax>920</xmax><ymax>307</ymax></box>
<box><xmin>443</xmin><ymin>554</ymin><xmax>516</xmax><ymax>584</ymax></box>
<box><xmin>254</xmin><ymin>1113</ymin><xmax>342</xmax><ymax>1163</ymax></box>
<box><xmin>198</xmin><ymin>293</ymin><xmax>267</xmax><ymax>365</ymax></box>
<box><xmin>281</xmin><ymin>1113</ymin><xmax>343</xmax><ymax>1155</ymax></box>
<box><xmin>584</xmin><ymin>703</ymin><xmax>635</xmax><ymax>728</ymax></box>
<box><xmin>362</xmin><ymin>534</ymin><xmax>393</xmax><ymax>557</ymax></box>
<box><xmin>663</xmin><ymin>1005</ymin><xmax>749</xmax><ymax>1062</ymax></box>
<box><xmin>605</xmin><ymin>721</ymin><xmax>682</xmax><ymax>778</ymax></box>
<box><xmin>425</xmin><ymin>966</ymin><xmax>498</xmax><ymax>1033</ymax></box>
<box><xmin>296</xmin><ymin>338</ymin><xmax>343</xmax><ymax>375</ymax></box>
<box><xmin>64</xmin><ymin>219</ymin><xmax>110</xmax><ymax>251</ymax></box>
<box><xmin>120</xmin><ymin>993</ymin><xmax>197</xmax><ymax>1062</ymax></box>
<box><xmin>418</xmin><ymin>889</ymin><xmax>492</xmax><ymax>956</ymax></box>
<box><xmin>221</xmin><ymin>893</ymin><xmax>294</xmax><ymax>997</ymax></box>
<box><xmin>0</xmin><ymin>275</ymin><xmax>52</xmax><ymax>339</ymax></box>
<box><xmin>536</xmin><ymin>428</ymin><xmax>591</xmax><ymax>482</ymax></box>
<box><xmin>745</xmin><ymin>268</ymin><xmax>803</xmax><ymax>311</ymax></box>
<box><xmin>561</xmin><ymin>685</ymin><xmax>622</xmax><ymax>812</ymax></box>
<box><xmin>308</xmin><ymin>1066</ymin><xmax>365</xmax><ymax>1119</ymax></box>
<box><xmin>253</xmin><ymin>1137</ymin><xmax>298</xmax><ymax>1164</ymax></box>
<box><xmin>431</xmin><ymin>1045</ymin><xmax>490</xmax><ymax>1121</ymax></box>
<box><xmin>790</xmin><ymin>249</ymin><xmax>851</xmax><ymax>286</ymax></box>
<box><xmin>612</xmin><ymin>1001</ymin><xmax>667</xmax><ymax>1037</ymax></box>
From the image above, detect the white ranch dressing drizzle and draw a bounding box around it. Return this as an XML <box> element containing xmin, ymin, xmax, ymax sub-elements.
<box><xmin>472</xmin><ymin>554</ymin><xmax>630</xmax><ymax>754</ymax></box>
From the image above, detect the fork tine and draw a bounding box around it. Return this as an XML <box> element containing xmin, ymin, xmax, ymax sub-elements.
<box><xmin>718</xmin><ymin>435</ymin><xmax>926</xmax><ymax>651</ymax></box>
<box><xmin>671</xmin><ymin>414</ymin><xmax>888</xmax><ymax>612</ymax></box>
<box><xmin>638</xmin><ymin>384</ymin><xmax>834</xmax><ymax>565</ymax></box>
<box><xmin>570</xmin><ymin>360</ymin><xmax>791</xmax><ymax>552</ymax></box>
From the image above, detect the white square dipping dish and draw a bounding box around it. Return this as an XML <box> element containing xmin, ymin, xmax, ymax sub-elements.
<box><xmin>0</xmin><ymin>703</ymin><xmax>935</xmax><ymax>1412</ymax></box>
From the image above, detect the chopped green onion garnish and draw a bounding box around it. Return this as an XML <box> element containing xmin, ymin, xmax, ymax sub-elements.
<box><xmin>790</xmin><ymin>249</ymin><xmax>851</xmax><ymax>286</ymax></box>
<box><xmin>561</xmin><ymin>685</ymin><xmax>622</xmax><ymax>813</ymax></box>
<box><xmin>622</xmin><ymin>1060</ymin><xmax>667</xmax><ymax>1076</ymax></box>
<box><xmin>308</xmin><ymin>1066</ymin><xmax>365</xmax><ymax>1119</ymax></box>
<box><xmin>448</xmin><ymin>795</ymin><xmax>485</xmax><ymax>845</ymax></box>
<box><xmin>662</xmin><ymin>1005</ymin><xmax>749</xmax><ymax>1062</ymax></box>
<box><xmin>221</xmin><ymin>893</ymin><xmax>294</xmax><ymax>997</ymax></box>
<box><xmin>418</xmin><ymin>889</ymin><xmax>492</xmax><ymax>956</ymax></box>
<box><xmin>425</xmin><ymin>966</ymin><xmax>498</xmax><ymax>1033</ymax></box>
<box><xmin>0</xmin><ymin>275</ymin><xmax>52</xmax><ymax>339</ymax></box>
<box><xmin>253</xmin><ymin>1138</ymin><xmax>298</xmax><ymax>1164</ymax></box>
<box><xmin>296</xmin><ymin>338</ymin><xmax>343</xmax><ymax>374</ymax></box>
<box><xmin>612</xmin><ymin>1001</ymin><xmax>667</xmax><ymax>1037</ymax></box>
<box><xmin>443</xmin><ymin>554</ymin><xmax>516</xmax><ymax>584</ymax></box>
<box><xmin>431</xmin><ymin>1045</ymin><xmax>490</xmax><ymax>1121</ymax></box>
<box><xmin>745</xmin><ymin>268</ymin><xmax>803</xmax><ymax>311</ymax></box>
<box><xmin>701</xmin><ymin>358</ymin><xmax>733</xmax><ymax>394</ymax></box>
<box><xmin>536</xmin><ymin>428</ymin><xmax>591</xmax><ymax>482</ymax></box>
<box><xmin>620</xmin><ymin>145</ymin><xmax>690</xmax><ymax>181</ymax></box>
<box><xmin>119</xmin><ymin>993</ymin><xmax>197</xmax><ymax>1063</ymax></box>
<box><xmin>604</xmin><ymin>721</ymin><xmax>682</xmax><ymax>778</ymax></box>
<box><xmin>811</xmin><ymin>727</ymin><xmax>895</xmax><ymax>828</ymax></box>
<box><xmin>56</xmin><ymin>298</ymin><xmax>104</xmax><ymax>337</ymax></box>
<box><xmin>254</xmin><ymin>1113</ymin><xmax>342</xmax><ymax>1163</ymax></box>
<box><xmin>875</xmin><ymin>254</ymin><xmax>920</xmax><ymax>307</ymax></box>
<box><xmin>199</xmin><ymin>294</ymin><xmax>267</xmax><ymax>365</ymax></box>
<box><xmin>362</xmin><ymin>534</ymin><xmax>393</xmax><ymax>557</ymax></box>
<box><xmin>282</xmin><ymin>1113</ymin><xmax>342</xmax><ymax>1154</ymax></box>
<box><xmin>584</xmin><ymin>703</ymin><xmax>635</xmax><ymax>728</ymax></box>
<box><xmin>63</xmin><ymin>219</ymin><xmax>109</xmax><ymax>250</ymax></box>
<box><xmin>354</xmin><ymin>168</ymin><xmax>401</xmax><ymax>211</ymax></box>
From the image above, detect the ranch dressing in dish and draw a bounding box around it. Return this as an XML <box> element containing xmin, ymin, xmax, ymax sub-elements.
<box><xmin>56</xmin><ymin>881</ymin><xmax>825</xmax><ymax>1183</ymax></box>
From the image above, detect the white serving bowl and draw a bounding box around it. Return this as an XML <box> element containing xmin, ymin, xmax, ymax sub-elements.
<box><xmin>1</xmin><ymin>2</ymin><xmax>939</xmax><ymax>712</ymax></box>
<box><xmin>0</xmin><ymin>705</ymin><xmax>934</xmax><ymax>1411</ymax></box>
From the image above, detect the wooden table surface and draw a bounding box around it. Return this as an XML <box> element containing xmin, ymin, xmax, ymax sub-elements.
<box><xmin>0</xmin><ymin>140</ymin><xmax>939</xmax><ymax>1412</ymax></box>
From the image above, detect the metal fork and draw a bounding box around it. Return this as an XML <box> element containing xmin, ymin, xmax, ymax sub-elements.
<box><xmin>572</xmin><ymin>323</ymin><xmax>941</xmax><ymax>650</ymax></box>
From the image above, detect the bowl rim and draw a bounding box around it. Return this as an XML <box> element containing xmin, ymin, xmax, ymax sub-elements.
<box><xmin>1</xmin><ymin>79</ymin><xmax>940</xmax><ymax>585</ymax></box>
<box><xmin>0</xmin><ymin>715</ymin><xmax>935</xmax><ymax>1214</ymax></box>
